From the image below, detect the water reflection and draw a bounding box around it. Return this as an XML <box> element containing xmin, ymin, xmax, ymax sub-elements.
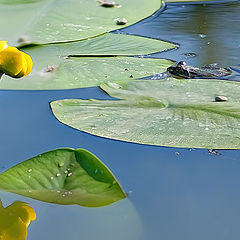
<box><xmin>0</xmin><ymin>200</ymin><xmax>36</xmax><ymax>240</ymax></box>
<box><xmin>118</xmin><ymin>1</ymin><xmax>240</xmax><ymax>66</ymax></box>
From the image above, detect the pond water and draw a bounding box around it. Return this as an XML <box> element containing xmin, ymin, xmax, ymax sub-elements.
<box><xmin>1</xmin><ymin>1</ymin><xmax>240</xmax><ymax>240</ymax></box>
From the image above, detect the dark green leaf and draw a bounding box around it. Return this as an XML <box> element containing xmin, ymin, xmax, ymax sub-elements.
<box><xmin>0</xmin><ymin>148</ymin><xmax>126</xmax><ymax>207</ymax></box>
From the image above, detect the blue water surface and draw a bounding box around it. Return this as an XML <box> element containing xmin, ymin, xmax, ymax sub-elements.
<box><xmin>1</xmin><ymin>1</ymin><xmax>240</xmax><ymax>240</ymax></box>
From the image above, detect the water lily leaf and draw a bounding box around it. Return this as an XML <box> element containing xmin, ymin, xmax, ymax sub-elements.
<box><xmin>51</xmin><ymin>79</ymin><xmax>240</xmax><ymax>149</ymax></box>
<box><xmin>0</xmin><ymin>0</ymin><xmax>161</xmax><ymax>45</ymax></box>
<box><xmin>0</xmin><ymin>33</ymin><xmax>174</xmax><ymax>89</ymax></box>
<box><xmin>0</xmin><ymin>148</ymin><xmax>126</xmax><ymax>207</ymax></box>
<box><xmin>165</xmin><ymin>0</ymin><xmax>222</xmax><ymax>2</ymax></box>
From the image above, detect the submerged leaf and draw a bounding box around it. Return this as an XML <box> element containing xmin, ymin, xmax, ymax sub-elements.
<box><xmin>0</xmin><ymin>148</ymin><xmax>126</xmax><ymax>207</ymax></box>
<box><xmin>51</xmin><ymin>79</ymin><xmax>240</xmax><ymax>149</ymax></box>
<box><xmin>0</xmin><ymin>33</ymin><xmax>174</xmax><ymax>89</ymax></box>
<box><xmin>0</xmin><ymin>0</ymin><xmax>161</xmax><ymax>45</ymax></box>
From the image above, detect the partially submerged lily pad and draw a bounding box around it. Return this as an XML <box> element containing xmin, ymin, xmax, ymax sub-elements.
<box><xmin>51</xmin><ymin>79</ymin><xmax>240</xmax><ymax>149</ymax></box>
<box><xmin>0</xmin><ymin>0</ymin><xmax>161</xmax><ymax>45</ymax></box>
<box><xmin>0</xmin><ymin>148</ymin><xmax>126</xmax><ymax>207</ymax></box>
<box><xmin>0</xmin><ymin>33</ymin><xmax>174</xmax><ymax>89</ymax></box>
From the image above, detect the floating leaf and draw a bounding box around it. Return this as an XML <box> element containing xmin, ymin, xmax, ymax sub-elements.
<box><xmin>0</xmin><ymin>0</ymin><xmax>161</xmax><ymax>45</ymax></box>
<box><xmin>0</xmin><ymin>33</ymin><xmax>174</xmax><ymax>89</ymax></box>
<box><xmin>0</xmin><ymin>148</ymin><xmax>126</xmax><ymax>207</ymax></box>
<box><xmin>165</xmin><ymin>0</ymin><xmax>222</xmax><ymax>2</ymax></box>
<box><xmin>51</xmin><ymin>79</ymin><xmax>240</xmax><ymax>149</ymax></box>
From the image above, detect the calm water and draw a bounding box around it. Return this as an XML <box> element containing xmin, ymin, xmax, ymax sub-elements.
<box><xmin>118</xmin><ymin>0</ymin><xmax>240</xmax><ymax>67</ymax></box>
<box><xmin>1</xmin><ymin>1</ymin><xmax>240</xmax><ymax>240</ymax></box>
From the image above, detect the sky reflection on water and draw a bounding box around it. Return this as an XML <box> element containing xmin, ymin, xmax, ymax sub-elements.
<box><xmin>117</xmin><ymin>1</ymin><xmax>240</xmax><ymax>67</ymax></box>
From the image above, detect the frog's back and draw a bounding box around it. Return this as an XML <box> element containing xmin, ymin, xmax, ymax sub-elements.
<box><xmin>167</xmin><ymin>62</ymin><xmax>232</xmax><ymax>79</ymax></box>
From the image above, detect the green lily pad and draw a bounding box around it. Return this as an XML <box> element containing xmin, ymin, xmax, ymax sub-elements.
<box><xmin>0</xmin><ymin>0</ymin><xmax>161</xmax><ymax>45</ymax></box>
<box><xmin>0</xmin><ymin>33</ymin><xmax>174</xmax><ymax>89</ymax></box>
<box><xmin>0</xmin><ymin>148</ymin><xmax>126</xmax><ymax>207</ymax></box>
<box><xmin>165</xmin><ymin>0</ymin><xmax>220</xmax><ymax>2</ymax></box>
<box><xmin>51</xmin><ymin>78</ymin><xmax>240</xmax><ymax>149</ymax></box>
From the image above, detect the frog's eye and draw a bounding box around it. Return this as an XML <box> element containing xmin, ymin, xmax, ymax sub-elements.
<box><xmin>177</xmin><ymin>61</ymin><xmax>187</xmax><ymax>67</ymax></box>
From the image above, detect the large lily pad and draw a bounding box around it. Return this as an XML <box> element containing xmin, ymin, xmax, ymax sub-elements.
<box><xmin>0</xmin><ymin>0</ymin><xmax>161</xmax><ymax>45</ymax></box>
<box><xmin>165</xmin><ymin>0</ymin><xmax>223</xmax><ymax>2</ymax></box>
<box><xmin>51</xmin><ymin>79</ymin><xmax>240</xmax><ymax>149</ymax></box>
<box><xmin>0</xmin><ymin>33</ymin><xmax>174</xmax><ymax>89</ymax></box>
<box><xmin>0</xmin><ymin>148</ymin><xmax>126</xmax><ymax>207</ymax></box>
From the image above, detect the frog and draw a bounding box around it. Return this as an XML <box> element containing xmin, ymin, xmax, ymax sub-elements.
<box><xmin>167</xmin><ymin>61</ymin><xmax>232</xmax><ymax>79</ymax></box>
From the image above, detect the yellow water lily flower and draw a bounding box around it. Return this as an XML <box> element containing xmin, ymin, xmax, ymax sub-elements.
<box><xmin>0</xmin><ymin>200</ymin><xmax>36</xmax><ymax>240</ymax></box>
<box><xmin>0</xmin><ymin>41</ymin><xmax>32</xmax><ymax>79</ymax></box>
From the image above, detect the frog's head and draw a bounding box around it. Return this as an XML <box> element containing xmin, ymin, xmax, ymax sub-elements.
<box><xmin>167</xmin><ymin>61</ymin><xmax>190</xmax><ymax>78</ymax></box>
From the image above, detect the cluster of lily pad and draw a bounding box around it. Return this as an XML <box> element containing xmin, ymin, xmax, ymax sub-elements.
<box><xmin>0</xmin><ymin>0</ymin><xmax>236</xmax><ymax>238</ymax></box>
<box><xmin>0</xmin><ymin>0</ymin><xmax>171</xmax><ymax>229</ymax></box>
<box><xmin>0</xmin><ymin>1</ymin><xmax>239</xmax><ymax>210</ymax></box>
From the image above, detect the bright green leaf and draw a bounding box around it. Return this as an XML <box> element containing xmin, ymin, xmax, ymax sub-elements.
<box><xmin>51</xmin><ymin>79</ymin><xmax>240</xmax><ymax>149</ymax></box>
<box><xmin>0</xmin><ymin>148</ymin><xmax>126</xmax><ymax>207</ymax></box>
<box><xmin>0</xmin><ymin>0</ymin><xmax>161</xmax><ymax>45</ymax></box>
<box><xmin>0</xmin><ymin>33</ymin><xmax>174</xmax><ymax>89</ymax></box>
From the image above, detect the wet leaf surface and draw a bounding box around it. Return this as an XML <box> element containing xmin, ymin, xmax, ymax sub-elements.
<box><xmin>0</xmin><ymin>148</ymin><xmax>126</xmax><ymax>207</ymax></box>
<box><xmin>0</xmin><ymin>0</ymin><xmax>161</xmax><ymax>45</ymax></box>
<box><xmin>51</xmin><ymin>78</ymin><xmax>240</xmax><ymax>149</ymax></box>
<box><xmin>0</xmin><ymin>33</ymin><xmax>174</xmax><ymax>89</ymax></box>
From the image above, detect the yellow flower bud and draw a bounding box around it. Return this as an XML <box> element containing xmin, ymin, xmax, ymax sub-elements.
<box><xmin>0</xmin><ymin>200</ymin><xmax>36</xmax><ymax>240</ymax></box>
<box><xmin>0</xmin><ymin>42</ymin><xmax>33</xmax><ymax>79</ymax></box>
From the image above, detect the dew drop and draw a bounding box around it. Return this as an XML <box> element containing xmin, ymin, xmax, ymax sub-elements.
<box><xmin>56</xmin><ymin>173</ymin><xmax>61</xmax><ymax>177</ymax></box>
<box><xmin>67</xmin><ymin>172</ymin><xmax>73</xmax><ymax>177</ymax></box>
<box><xmin>27</xmin><ymin>168</ymin><xmax>32</xmax><ymax>173</ymax></box>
